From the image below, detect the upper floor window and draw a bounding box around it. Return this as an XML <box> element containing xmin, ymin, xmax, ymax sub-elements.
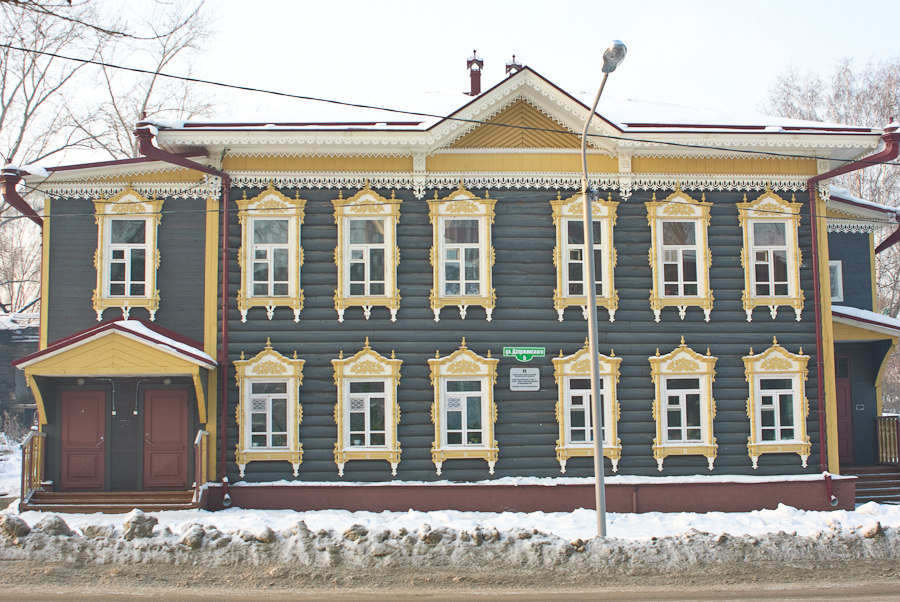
<box><xmin>428</xmin><ymin>339</ymin><xmax>499</xmax><ymax>475</ymax></box>
<box><xmin>649</xmin><ymin>338</ymin><xmax>718</xmax><ymax>471</ymax></box>
<box><xmin>236</xmin><ymin>184</ymin><xmax>306</xmax><ymax>323</ymax></box>
<box><xmin>333</xmin><ymin>184</ymin><xmax>401</xmax><ymax>322</ymax></box>
<box><xmin>829</xmin><ymin>260</ymin><xmax>844</xmax><ymax>303</ymax></box>
<box><xmin>93</xmin><ymin>188</ymin><xmax>163</xmax><ymax>321</ymax></box>
<box><xmin>234</xmin><ymin>339</ymin><xmax>305</xmax><ymax>478</ymax></box>
<box><xmin>332</xmin><ymin>338</ymin><xmax>402</xmax><ymax>476</ymax></box>
<box><xmin>737</xmin><ymin>187</ymin><xmax>804</xmax><ymax>321</ymax></box>
<box><xmin>550</xmin><ymin>192</ymin><xmax>619</xmax><ymax>322</ymax></box>
<box><xmin>646</xmin><ymin>186</ymin><xmax>713</xmax><ymax>322</ymax></box>
<box><xmin>743</xmin><ymin>339</ymin><xmax>811</xmax><ymax>469</ymax></box>
<box><xmin>428</xmin><ymin>185</ymin><xmax>496</xmax><ymax>322</ymax></box>
<box><xmin>552</xmin><ymin>343</ymin><xmax>622</xmax><ymax>473</ymax></box>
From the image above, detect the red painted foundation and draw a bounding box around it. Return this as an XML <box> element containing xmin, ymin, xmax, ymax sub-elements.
<box><xmin>205</xmin><ymin>478</ymin><xmax>855</xmax><ymax>513</ymax></box>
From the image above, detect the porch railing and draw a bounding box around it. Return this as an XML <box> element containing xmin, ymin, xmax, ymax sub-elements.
<box><xmin>193</xmin><ymin>429</ymin><xmax>209</xmax><ymax>504</ymax></box>
<box><xmin>20</xmin><ymin>430</ymin><xmax>46</xmax><ymax>504</ymax></box>
<box><xmin>876</xmin><ymin>416</ymin><xmax>900</xmax><ymax>465</ymax></box>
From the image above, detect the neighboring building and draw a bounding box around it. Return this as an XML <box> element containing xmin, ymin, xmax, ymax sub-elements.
<box><xmin>0</xmin><ymin>312</ymin><xmax>38</xmax><ymax>427</ymax></box>
<box><xmin>9</xmin><ymin>64</ymin><xmax>900</xmax><ymax>513</ymax></box>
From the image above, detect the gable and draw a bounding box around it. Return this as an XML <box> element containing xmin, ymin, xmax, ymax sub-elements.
<box><xmin>447</xmin><ymin>99</ymin><xmax>580</xmax><ymax>149</ymax></box>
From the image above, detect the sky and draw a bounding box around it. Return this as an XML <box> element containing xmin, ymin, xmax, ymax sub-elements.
<box><xmin>195</xmin><ymin>0</ymin><xmax>899</xmax><ymax>121</ymax></box>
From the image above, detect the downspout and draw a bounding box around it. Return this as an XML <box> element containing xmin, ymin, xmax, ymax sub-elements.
<box><xmin>1</xmin><ymin>167</ymin><xmax>43</xmax><ymax>227</ymax></box>
<box><xmin>806</xmin><ymin>125</ymin><xmax>900</xmax><ymax>474</ymax></box>
<box><xmin>134</xmin><ymin>125</ymin><xmax>231</xmax><ymax>500</ymax></box>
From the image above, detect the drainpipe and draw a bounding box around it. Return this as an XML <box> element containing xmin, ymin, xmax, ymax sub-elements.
<box><xmin>1</xmin><ymin>167</ymin><xmax>43</xmax><ymax>227</ymax></box>
<box><xmin>874</xmin><ymin>212</ymin><xmax>900</xmax><ymax>254</ymax></box>
<box><xmin>134</xmin><ymin>125</ymin><xmax>232</xmax><ymax>492</ymax></box>
<box><xmin>806</xmin><ymin>125</ymin><xmax>900</xmax><ymax>475</ymax></box>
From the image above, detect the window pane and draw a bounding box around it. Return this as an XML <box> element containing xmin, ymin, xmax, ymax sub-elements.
<box><xmin>447</xmin><ymin>432</ymin><xmax>462</xmax><ymax>445</ymax></box>
<box><xmin>686</xmin><ymin>394</ymin><xmax>701</xmax><ymax>427</ymax></box>
<box><xmin>445</xmin><ymin>282</ymin><xmax>460</xmax><ymax>295</ymax></box>
<box><xmin>254</xmin><ymin>263</ymin><xmax>269</xmax><ymax>283</ymax></box>
<box><xmin>467</xmin><ymin>396</ymin><xmax>481</xmax><ymax>429</ymax></box>
<box><xmin>350</xmin><ymin>219</ymin><xmax>384</xmax><ymax>244</ymax></box>
<box><xmin>370</xmin><ymin>283</ymin><xmax>384</xmax><ymax>295</ymax></box>
<box><xmin>370</xmin><ymin>433</ymin><xmax>385</xmax><ymax>446</ymax></box>
<box><xmin>110</xmin><ymin>262</ymin><xmax>126</xmax><ymax>283</ymax></box>
<box><xmin>568</xmin><ymin>262</ymin><xmax>583</xmax><ymax>285</ymax></box>
<box><xmin>753</xmin><ymin>222</ymin><xmax>786</xmax><ymax>246</ymax></box>
<box><xmin>254</xmin><ymin>219</ymin><xmax>288</xmax><ymax>245</ymax></box>
<box><xmin>369</xmin><ymin>398</ymin><xmax>385</xmax><ymax>431</ymax></box>
<box><xmin>369</xmin><ymin>248</ymin><xmax>384</xmax><ymax>281</ymax></box>
<box><xmin>130</xmin><ymin>249</ymin><xmax>145</xmax><ymax>283</ymax></box>
<box><xmin>252</xmin><ymin>382</ymin><xmax>287</xmax><ymax>394</ymax></box>
<box><xmin>350</xmin><ymin>412</ymin><xmax>365</xmax><ymax>432</ymax></box>
<box><xmin>251</xmin><ymin>434</ymin><xmax>266</xmax><ymax>447</ymax></box>
<box><xmin>779</xmin><ymin>394</ymin><xmax>794</xmax><ymax>427</ymax></box>
<box><xmin>663</xmin><ymin>222</ymin><xmax>695</xmax><ymax>245</ymax></box>
<box><xmin>273</xmin><ymin>283</ymin><xmax>287</xmax><ymax>296</ymax></box>
<box><xmin>444</xmin><ymin>220</ymin><xmax>479</xmax><ymax>243</ymax></box>
<box><xmin>273</xmin><ymin>249</ymin><xmax>288</xmax><ymax>282</ymax></box>
<box><xmin>571</xmin><ymin>410</ymin><xmax>585</xmax><ymax>428</ymax></box>
<box><xmin>760</xmin><ymin>379</ymin><xmax>792</xmax><ymax>390</ymax></box>
<box><xmin>761</xmin><ymin>410</ymin><xmax>775</xmax><ymax>427</ymax></box>
<box><xmin>468</xmin><ymin>431</ymin><xmax>482</xmax><ymax>445</ymax></box>
<box><xmin>447</xmin><ymin>411</ymin><xmax>462</xmax><ymax>430</ymax></box>
<box><xmin>667</xmin><ymin>379</ymin><xmax>700</xmax><ymax>390</ymax></box>
<box><xmin>667</xmin><ymin>409</ymin><xmax>681</xmax><ymax>427</ymax></box>
<box><xmin>110</xmin><ymin>284</ymin><xmax>125</xmax><ymax>296</ymax></box>
<box><xmin>567</xmin><ymin>220</ymin><xmax>584</xmax><ymax>245</ymax></box>
<box><xmin>350</xmin><ymin>262</ymin><xmax>365</xmax><ymax>283</ymax></box>
<box><xmin>773</xmin><ymin>251</ymin><xmax>788</xmax><ymax>283</ymax></box>
<box><xmin>271</xmin><ymin>434</ymin><xmax>287</xmax><ymax>447</ymax></box>
<box><xmin>350</xmin><ymin>382</ymin><xmax>385</xmax><ymax>393</ymax></box>
<box><xmin>445</xmin><ymin>262</ymin><xmax>460</xmax><ymax>282</ymax></box>
<box><xmin>111</xmin><ymin>220</ymin><xmax>145</xmax><ymax>244</ymax></box>
<box><xmin>130</xmin><ymin>283</ymin><xmax>145</xmax><ymax>296</ymax></box>
<box><xmin>464</xmin><ymin>248</ymin><xmax>480</xmax><ymax>281</ymax></box>
<box><xmin>682</xmin><ymin>251</ymin><xmax>697</xmax><ymax>282</ymax></box>
<box><xmin>251</xmin><ymin>413</ymin><xmax>266</xmax><ymax>433</ymax></box>
<box><xmin>464</xmin><ymin>282</ymin><xmax>480</xmax><ymax>295</ymax></box>
<box><xmin>271</xmin><ymin>399</ymin><xmax>287</xmax><ymax>432</ymax></box>
<box><xmin>571</xmin><ymin>379</ymin><xmax>592</xmax><ymax>389</ymax></box>
<box><xmin>447</xmin><ymin>380</ymin><xmax>481</xmax><ymax>392</ymax></box>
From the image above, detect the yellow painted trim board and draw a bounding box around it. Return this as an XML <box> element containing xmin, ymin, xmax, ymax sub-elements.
<box><xmin>204</xmin><ymin>197</ymin><xmax>219</xmax><ymax>358</ymax></box>
<box><xmin>26</xmin><ymin>375</ymin><xmax>47</xmax><ymax>426</ymax></box>
<box><xmin>833</xmin><ymin>321</ymin><xmax>899</xmax><ymax>342</ymax></box>
<box><xmin>816</xmin><ymin>191</ymin><xmax>839</xmax><ymax>474</ymax></box>
<box><xmin>207</xmin><ymin>368</ymin><xmax>217</xmax><ymax>480</ymax></box>
<box><xmin>875</xmin><ymin>340</ymin><xmax>897</xmax><ymax>417</ymax></box>
<box><xmin>39</xmin><ymin>198</ymin><xmax>50</xmax><ymax>350</ymax></box>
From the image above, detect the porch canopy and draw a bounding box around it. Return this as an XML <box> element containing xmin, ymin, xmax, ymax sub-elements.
<box><xmin>12</xmin><ymin>318</ymin><xmax>216</xmax><ymax>425</ymax></box>
<box><xmin>832</xmin><ymin>306</ymin><xmax>900</xmax><ymax>341</ymax></box>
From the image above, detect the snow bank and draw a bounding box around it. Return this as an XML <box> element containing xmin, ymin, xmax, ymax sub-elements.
<box><xmin>1</xmin><ymin>505</ymin><xmax>898</xmax><ymax>571</ymax></box>
<box><xmin>0</xmin><ymin>441</ymin><xmax>21</xmax><ymax>497</ymax></box>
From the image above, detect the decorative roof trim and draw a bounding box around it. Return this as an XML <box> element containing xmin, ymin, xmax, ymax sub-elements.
<box><xmin>31</xmin><ymin>179</ymin><xmax>220</xmax><ymax>200</ymax></box>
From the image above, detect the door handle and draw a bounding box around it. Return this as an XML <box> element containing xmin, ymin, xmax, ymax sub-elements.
<box><xmin>95</xmin><ymin>436</ymin><xmax>104</xmax><ymax>447</ymax></box>
<box><xmin>145</xmin><ymin>439</ymin><xmax>154</xmax><ymax>446</ymax></box>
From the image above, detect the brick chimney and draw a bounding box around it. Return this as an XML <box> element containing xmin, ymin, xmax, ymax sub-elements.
<box><xmin>506</xmin><ymin>55</ymin><xmax>523</xmax><ymax>76</ymax></box>
<box><xmin>466</xmin><ymin>50</ymin><xmax>484</xmax><ymax>96</ymax></box>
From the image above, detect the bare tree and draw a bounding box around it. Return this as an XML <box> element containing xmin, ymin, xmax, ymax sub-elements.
<box><xmin>0</xmin><ymin>201</ymin><xmax>41</xmax><ymax>312</ymax></box>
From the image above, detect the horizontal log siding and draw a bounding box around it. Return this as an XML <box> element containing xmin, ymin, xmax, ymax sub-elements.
<box><xmin>46</xmin><ymin>198</ymin><xmax>207</xmax><ymax>343</ymax></box>
<box><xmin>224</xmin><ymin>188</ymin><xmax>820</xmax><ymax>483</ymax></box>
<box><xmin>827</xmin><ymin>232</ymin><xmax>873</xmax><ymax>311</ymax></box>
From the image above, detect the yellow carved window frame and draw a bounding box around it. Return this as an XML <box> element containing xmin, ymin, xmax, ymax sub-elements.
<box><xmin>332</xmin><ymin>184</ymin><xmax>401</xmax><ymax>322</ymax></box>
<box><xmin>233</xmin><ymin>339</ymin><xmax>305</xmax><ymax>478</ymax></box>
<box><xmin>646</xmin><ymin>185</ymin><xmax>713</xmax><ymax>322</ymax></box>
<box><xmin>552</xmin><ymin>341</ymin><xmax>622</xmax><ymax>473</ymax></box>
<box><xmin>428</xmin><ymin>184</ymin><xmax>497</xmax><ymax>322</ymax></box>
<box><xmin>743</xmin><ymin>339</ymin><xmax>811</xmax><ymax>469</ymax></box>
<box><xmin>649</xmin><ymin>338</ymin><xmax>718</xmax><ymax>471</ymax></box>
<box><xmin>428</xmin><ymin>339</ymin><xmax>499</xmax><ymax>475</ymax></box>
<box><xmin>332</xmin><ymin>338</ymin><xmax>402</xmax><ymax>476</ymax></box>
<box><xmin>236</xmin><ymin>184</ymin><xmax>306</xmax><ymax>323</ymax></box>
<box><xmin>92</xmin><ymin>188</ymin><xmax>163</xmax><ymax>321</ymax></box>
<box><xmin>551</xmin><ymin>192</ymin><xmax>619</xmax><ymax>322</ymax></box>
<box><xmin>737</xmin><ymin>186</ymin><xmax>804</xmax><ymax>322</ymax></box>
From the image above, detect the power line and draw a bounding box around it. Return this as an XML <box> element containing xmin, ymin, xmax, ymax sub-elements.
<box><xmin>3</xmin><ymin>42</ymin><xmax>900</xmax><ymax>167</ymax></box>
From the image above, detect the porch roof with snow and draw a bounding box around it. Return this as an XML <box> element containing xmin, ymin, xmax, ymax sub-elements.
<box><xmin>832</xmin><ymin>305</ymin><xmax>900</xmax><ymax>340</ymax></box>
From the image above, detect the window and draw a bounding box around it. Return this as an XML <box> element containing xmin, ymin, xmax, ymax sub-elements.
<box><xmin>234</xmin><ymin>340</ymin><xmax>305</xmax><ymax>477</ymax></box>
<box><xmin>429</xmin><ymin>339</ymin><xmax>499</xmax><ymax>475</ymax></box>
<box><xmin>829</xmin><ymin>260</ymin><xmax>844</xmax><ymax>303</ymax></box>
<box><xmin>738</xmin><ymin>187</ymin><xmax>804</xmax><ymax>321</ymax></box>
<box><xmin>550</xmin><ymin>192</ymin><xmax>619</xmax><ymax>322</ymax></box>
<box><xmin>649</xmin><ymin>338</ymin><xmax>717</xmax><ymax>471</ymax></box>
<box><xmin>646</xmin><ymin>186</ymin><xmax>713</xmax><ymax>322</ymax></box>
<box><xmin>332</xmin><ymin>338</ymin><xmax>401</xmax><ymax>476</ymax></box>
<box><xmin>552</xmin><ymin>343</ymin><xmax>622</xmax><ymax>473</ymax></box>
<box><xmin>743</xmin><ymin>339</ymin><xmax>811</xmax><ymax>468</ymax></box>
<box><xmin>428</xmin><ymin>185</ymin><xmax>496</xmax><ymax>322</ymax></box>
<box><xmin>92</xmin><ymin>188</ymin><xmax>163</xmax><ymax>321</ymax></box>
<box><xmin>333</xmin><ymin>184</ymin><xmax>401</xmax><ymax>322</ymax></box>
<box><xmin>236</xmin><ymin>184</ymin><xmax>306</xmax><ymax>323</ymax></box>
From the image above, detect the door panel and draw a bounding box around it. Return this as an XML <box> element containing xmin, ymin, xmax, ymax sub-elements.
<box><xmin>60</xmin><ymin>390</ymin><xmax>106</xmax><ymax>491</ymax></box>
<box><xmin>143</xmin><ymin>389</ymin><xmax>189</xmax><ymax>489</ymax></box>
<box><xmin>835</xmin><ymin>356</ymin><xmax>854</xmax><ymax>465</ymax></box>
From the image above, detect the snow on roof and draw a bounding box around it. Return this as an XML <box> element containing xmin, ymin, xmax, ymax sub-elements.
<box><xmin>832</xmin><ymin>305</ymin><xmax>900</xmax><ymax>337</ymax></box>
<box><xmin>829</xmin><ymin>184</ymin><xmax>899</xmax><ymax>217</ymax></box>
<box><xmin>116</xmin><ymin>320</ymin><xmax>215</xmax><ymax>366</ymax></box>
<box><xmin>0</xmin><ymin>312</ymin><xmax>38</xmax><ymax>331</ymax></box>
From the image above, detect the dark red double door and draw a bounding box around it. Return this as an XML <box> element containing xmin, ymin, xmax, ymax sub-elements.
<box><xmin>60</xmin><ymin>388</ymin><xmax>189</xmax><ymax>491</ymax></box>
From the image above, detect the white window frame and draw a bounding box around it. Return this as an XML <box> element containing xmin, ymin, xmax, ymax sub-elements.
<box><xmin>428</xmin><ymin>185</ymin><xmax>497</xmax><ymax>322</ymax></box>
<box><xmin>649</xmin><ymin>338</ymin><xmax>717</xmax><ymax>471</ymax></box>
<box><xmin>332</xmin><ymin>338</ymin><xmax>402</xmax><ymax>476</ymax></box>
<box><xmin>333</xmin><ymin>184</ymin><xmax>401</xmax><ymax>322</ymax></box>
<box><xmin>247</xmin><ymin>381</ymin><xmax>290</xmax><ymax>449</ymax></box>
<box><xmin>646</xmin><ymin>186</ymin><xmax>713</xmax><ymax>322</ymax></box>
<box><xmin>442</xmin><ymin>378</ymin><xmax>487</xmax><ymax>448</ymax></box>
<box><xmin>552</xmin><ymin>343</ymin><xmax>621</xmax><ymax>473</ymax></box>
<box><xmin>661</xmin><ymin>376</ymin><xmax>704</xmax><ymax>444</ymax></box>
<box><xmin>236</xmin><ymin>184</ymin><xmax>306</xmax><ymax>323</ymax></box>
<box><xmin>346</xmin><ymin>379</ymin><xmax>389</xmax><ymax>448</ymax></box>
<box><xmin>829</xmin><ymin>260</ymin><xmax>844</xmax><ymax>303</ymax></box>
<box><xmin>93</xmin><ymin>188</ymin><xmax>163</xmax><ymax>321</ymax></box>
<box><xmin>743</xmin><ymin>340</ymin><xmax>810</xmax><ymax>468</ymax></box>
<box><xmin>234</xmin><ymin>340</ymin><xmax>304</xmax><ymax>477</ymax></box>
<box><xmin>428</xmin><ymin>339</ymin><xmax>499</xmax><ymax>475</ymax></box>
<box><xmin>738</xmin><ymin>187</ymin><xmax>804</xmax><ymax>321</ymax></box>
<box><xmin>551</xmin><ymin>192</ymin><xmax>619</xmax><ymax>322</ymax></box>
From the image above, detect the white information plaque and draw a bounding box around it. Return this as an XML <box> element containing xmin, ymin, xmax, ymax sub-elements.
<box><xmin>509</xmin><ymin>367</ymin><xmax>540</xmax><ymax>391</ymax></box>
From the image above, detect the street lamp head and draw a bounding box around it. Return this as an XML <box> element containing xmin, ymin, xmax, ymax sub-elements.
<box><xmin>601</xmin><ymin>40</ymin><xmax>627</xmax><ymax>73</ymax></box>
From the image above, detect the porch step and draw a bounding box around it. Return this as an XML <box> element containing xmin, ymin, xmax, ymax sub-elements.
<box><xmin>21</xmin><ymin>490</ymin><xmax>198</xmax><ymax>513</ymax></box>
<box><xmin>842</xmin><ymin>466</ymin><xmax>900</xmax><ymax>505</ymax></box>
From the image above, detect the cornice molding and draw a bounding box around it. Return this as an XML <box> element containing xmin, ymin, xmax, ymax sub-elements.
<box><xmin>33</xmin><ymin>180</ymin><xmax>219</xmax><ymax>200</ymax></box>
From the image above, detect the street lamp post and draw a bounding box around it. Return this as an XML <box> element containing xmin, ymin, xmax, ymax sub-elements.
<box><xmin>580</xmin><ymin>40</ymin><xmax>626</xmax><ymax>538</ymax></box>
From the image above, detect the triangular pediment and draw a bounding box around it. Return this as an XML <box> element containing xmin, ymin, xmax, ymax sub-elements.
<box><xmin>448</xmin><ymin>99</ymin><xmax>580</xmax><ymax>149</ymax></box>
